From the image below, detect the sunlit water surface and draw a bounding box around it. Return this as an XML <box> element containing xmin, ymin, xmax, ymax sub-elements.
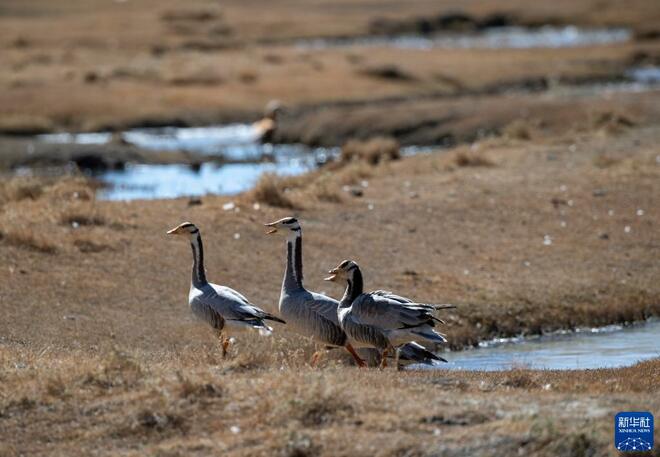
<box><xmin>426</xmin><ymin>319</ymin><xmax>660</xmax><ymax>371</ymax></box>
<box><xmin>35</xmin><ymin>65</ymin><xmax>660</xmax><ymax>201</ymax></box>
<box><xmin>298</xmin><ymin>26</ymin><xmax>631</xmax><ymax>50</ymax></box>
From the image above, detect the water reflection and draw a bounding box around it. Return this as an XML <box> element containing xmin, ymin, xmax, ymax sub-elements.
<box><xmin>97</xmin><ymin>157</ymin><xmax>315</xmax><ymax>201</ymax></box>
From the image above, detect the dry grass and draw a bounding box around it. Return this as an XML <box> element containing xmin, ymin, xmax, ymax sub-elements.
<box><xmin>0</xmin><ymin>342</ymin><xmax>657</xmax><ymax>456</ymax></box>
<box><xmin>248</xmin><ymin>173</ymin><xmax>299</xmax><ymax>209</ymax></box>
<box><xmin>502</xmin><ymin>119</ymin><xmax>533</xmax><ymax>141</ymax></box>
<box><xmin>59</xmin><ymin>208</ymin><xmax>106</xmax><ymax>227</ymax></box>
<box><xmin>1</xmin><ymin>0</ymin><xmax>657</xmax><ymax>134</ymax></box>
<box><xmin>0</xmin><ymin>126</ymin><xmax>659</xmax><ymax>454</ymax></box>
<box><xmin>0</xmin><ymin>227</ymin><xmax>57</xmax><ymax>254</ymax></box>
<box><xmin>340</xmin><ymin>137</ymin><xmax>400</xmax><ymax>165</ymax></box>
<box><xmin>0</xmin><ymin>177</ymin><xmax>45</xmax><ymax>204</ymax></box>
<box><xmin>452</xmin><ymin>147</ymin><xmax>495</xmax><ymax>167</ymax></box>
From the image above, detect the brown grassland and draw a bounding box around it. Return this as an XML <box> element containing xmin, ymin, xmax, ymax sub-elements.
<box><xmin>1</xmin><ymin>0</ymin><xmax>660</xmax><ymax>455</ymax></box>
<box><xmin>1</xmin><ymin>0</ymin><xmax>660</xmax><ymax>135</ymax></box>
<box><xmin>1</xmin><ymin>118</ymin><xmax>659</xmax><ymax>456</ymax></box>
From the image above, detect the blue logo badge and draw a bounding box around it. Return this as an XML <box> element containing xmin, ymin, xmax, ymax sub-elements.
<box><xmin>615</xmin><ymin>412</ymin><xmax>654</xmax><ymax>451</ymax></box>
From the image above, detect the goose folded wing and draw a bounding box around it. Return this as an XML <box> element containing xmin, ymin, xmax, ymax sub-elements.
<box><xmin>207</xmin><ymin>285</ymin><xmax>267</xmax><ymax>321</ymax></box>
<box><xmin>374</xmin><ymin>290</ymin><xmax>455</xmax><ymax>313</ymax></box>
<box><xmin>350</xmin><ymin>293</ymin><xmax>436</xmax><ymax>330</ymax></box>
<box><xmin>303</xmin><ymin>291</ymin><xmax>340</xmax><ymax>323</ymax></box>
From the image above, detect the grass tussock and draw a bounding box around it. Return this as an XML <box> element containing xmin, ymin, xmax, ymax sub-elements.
<box><xmin>60</xmin><ymin>208</ymin><xmax>106</xmax><ymax>227</ymax></box>
<box><xmin>502</xmin><ymin>119</ymin><xmax>532</xmax><ymax>140</ymax></box>
<box><xmin>248</xmin><ymin>173</ymin><xmax>299</xmax><ymax>209</ymax></box>
<box><xmin>0</xmin><ymin>178</ymin><xmax>44</xmax><ymax>204</ymax></box>
<box><xmin>593</xmin><ymin>111</ymin><xmax>636</xmax><ymax>135</ymax></box>
<box><xmin>0</xmin><ymin>228</ymin><xmax>58</xmax><ymax>254</ymax></box>
<box><xmin>82</xmin><ymin>349</ymin><xmax>144</xmax><ymax>390</ymax></box>
<box><xmin>0</xmin><ymin>176</ymin><xmax>95</xmax><ymax>206</ymax></box>
<box><xmin>340</xmin><ymin>137</ymin><xmax>400</xmax><ymax>165</ymax></box>
<box><xmin>452</xmin><ymin>148</ymin><xmax>495</xmax><ymax>168</ymax></box>
<box><xmin>309</xmin><ymin>180</ymin><xmax>343</xmax><ymax>203</ymax></box>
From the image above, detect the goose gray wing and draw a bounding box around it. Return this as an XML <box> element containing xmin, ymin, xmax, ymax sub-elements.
<box><xmin>190</xmin><ymin>283</ymin><xmax>284</xmax><ymax>329</ymax></box>
<box><xmin>371</xmin><ymin>290</ymin><xmax>455</xmax><ymax>323</ymax></box>
<box><xmin>350</xmin><ymin>292</ymin><xmax>438</xmax><ymax>330</ymax></box>
<box><xmin>304</xmin><ymin>291</ymin><xmax>341</xmax><ymax>326</ymax></box>
<box><xmin>284</xmin><ymin>290</ymin><xmax>345</xmax><ymax>346</ymax></box>
<box><xmin>371</xmin><ymin>290</ymin><xmax>413</xmax><ymax>304</ymax></box>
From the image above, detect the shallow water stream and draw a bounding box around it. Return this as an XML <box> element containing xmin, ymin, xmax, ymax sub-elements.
<box><xmin>298</xmin><ymin>26</ymin><xmax>631</xmax><ymax>50</ymax></box>
<box><xmin>439</xmin><ymin>319</ymin><xmax>660</xmax><ymax>371</ymax></box>
<box><xmin>34</xmin><ymin>65</ymin><xmax>660</xmax><ymax>201</ymax></box>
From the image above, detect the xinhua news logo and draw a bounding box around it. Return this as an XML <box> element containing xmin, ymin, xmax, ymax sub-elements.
<box><xmin>614</xmin><ymin>412</ymin><xmax>654</xmax><ymax>452</ymax></box>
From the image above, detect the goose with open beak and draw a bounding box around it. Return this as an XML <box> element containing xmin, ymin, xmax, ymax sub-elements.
<box><xmin>167</xmin><ymin>222</ymin><xmax>285</xmax><ymax>356</ymax></box>
<box><xmin>264</xmin><ymin>217</ymin><xmax>367</xmax><ymax>367</ymax></box>
<box><xmin>326</xmin><ymin>260</ymin><xmax>454</xmax><ymax>369</ymax></box>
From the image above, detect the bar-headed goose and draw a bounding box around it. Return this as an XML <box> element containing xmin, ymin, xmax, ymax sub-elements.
<box><xmin>264</xmin><ymin>217</ymin><xmax>367</xmax><ymax>367</ymax></box>
<box><xmin>325</xmin><ymin>259</ymin><xmax>454</xmax><ymax>368</ymax></box>
<box><xmin>253</xmin><ymin>100</ymin><xmax>283</xmax><ymax>143</ymax></box>
<box><xmin>167</xmin><ymin>222</ymin><xmax>285</xmax><ymax>356</ymax></box>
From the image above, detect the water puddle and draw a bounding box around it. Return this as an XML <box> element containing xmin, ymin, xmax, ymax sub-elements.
<box><xmin>36</xmin><ymin>126</ymin><xmax>439</xmax><ymax>200</ymax></box>
<box><xmin>33</xmin><ymin>65</ymin><xmax>658</xmax><ymax>201</ymax></box>
<box><xmin>298</xmin><ymin>26</ymin><xmax>631</xmax><ymax>50</ymax></box>
<box><xmin>435</xmin><ymin>319</ymin><xmax>660</xmax><ymax>371</ymax></box>
<box><xmin>96</xmin><ymin>157</ymin><xmax>313</xmax><ymax>201</ymax></box>
<box><xmin>548</xmin><ymin>66</ymin><xmax>660</xmax><ymax>97</ymax></box>
<box><xmin>38</xmin><ymin>125</ymin><xmax>341</xmax><ymax>200</ymax></box>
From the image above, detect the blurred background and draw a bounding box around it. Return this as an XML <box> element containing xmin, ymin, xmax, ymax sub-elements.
<box><xmin>1</xmin><ymin>0</ymin><xmax>659</xmax><ymax>200</ymax></box>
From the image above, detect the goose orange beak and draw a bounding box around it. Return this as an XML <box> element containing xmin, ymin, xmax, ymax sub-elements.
<box><xmin>263</xmin><ymin>221</ymin><xmax>278</xmax><ymax>234</ymax></box>
<box><xmin>324</xmin><ymin>268</ymin><xmax>339</xmax><ymax>281</ymax></box>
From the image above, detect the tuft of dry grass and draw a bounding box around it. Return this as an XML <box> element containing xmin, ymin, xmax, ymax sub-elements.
<box><xmin>0</xmin><ymin>228</ymin><xmax>57</xmax><ymax>254</ymax></box>
<box><xmin>309</xmin><ymin>180</ymin><xmax>343</xmax><ymax>203</ymax></box>
<box><xmin>248</xmin><ymin>173</ymin><xmax>299</xmax><ymax>209</ymax></box>
<box><xmin>452</xmin><ymin>148</ymin><xmax>495</xmax><ymax>167</ymax></box>
<box><xmin>592</xmin><ymin>111</ymin><xmax>637</xmax><ymax>135</ymax></box>
<box><xmin>340</xmin><ymin>137</ymin><xmax>400</xmax><ymax>165</ymax></box>
<box><xmin>60</xmin><ymin>209</ymin><xmax>106</xmax><ymax>227</ymax></box>
<box><xmin>0</xmin><ymin>178</ymin><xmax>44</xmax><ymax>205</ymax></box>
<box><xmin>502</xmin><ymin>119</ymin><xmax>533</xmax><ymax>140</ymax></box>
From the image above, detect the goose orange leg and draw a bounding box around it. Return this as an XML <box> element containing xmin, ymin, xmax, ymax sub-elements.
<box><xmin>345</xmin><ymin>343</ymin><xmax>367</xmax><ymax>368</ymax></box>
<box><xmin>219</xmin><ymin>334</ymin><xmax>231</xmax><ymax>358</ymax></box>
<box><xmin>310</xmin><ymin>351</ymin><xmax>322</xmax><ymax>367</ymax></box>
<box><xmin>379</xmin><ymin>348</ymin><xmax>389</xmax><ymax>370</ymax></box>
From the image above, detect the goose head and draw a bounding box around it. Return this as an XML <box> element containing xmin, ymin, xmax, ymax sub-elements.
<box><xmin>324</xmin><ymin>259</ymin><xmax>359</xmax><ymax>282</ymax></box>
<box><xmin>263</xmin><ymin>216</ymin><xmax>300</xmax><ymax>236</ymax></box>
<box><xmin>264</xmin><ymin>100</ymin><xmax>284</xmax><ymax>120</ymax></box>
<box><xmin>166</xmin><ymin>221</ymin><xmax>199</xmax><ymax>238</ymax></box>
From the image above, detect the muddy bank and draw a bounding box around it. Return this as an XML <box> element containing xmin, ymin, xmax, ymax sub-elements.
<box><xmin>0</xmin><ymin>136</ymin><xmax>225</xmax><ymax>172</ymax></box>
<box><xmin>274</xmin><ymin>87</ymin><xmax>660</xmax><ymax>146</ymax></box>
